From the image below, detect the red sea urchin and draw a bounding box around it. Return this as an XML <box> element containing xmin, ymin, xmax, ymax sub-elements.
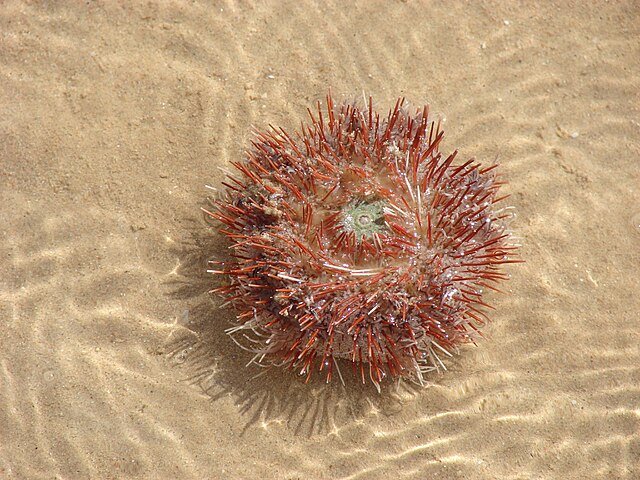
<box><xmin>206</xmin><ymin>94</ymin><xmax>520</xmax><ymax>389</ymax></box>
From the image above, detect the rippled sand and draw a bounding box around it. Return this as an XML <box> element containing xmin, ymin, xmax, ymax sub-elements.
<box><xmin>1</xmin><ymin>1</ymin><xmax>639</xmax><ymax>478</ymax></box>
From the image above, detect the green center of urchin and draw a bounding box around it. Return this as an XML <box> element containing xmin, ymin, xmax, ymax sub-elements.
<box><xmin>340</xmin><ymin>199</ymin><xmax>387</xmax><ymax>240</ymax></box>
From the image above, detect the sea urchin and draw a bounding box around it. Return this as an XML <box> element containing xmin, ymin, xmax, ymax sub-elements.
<box><xmin>206</xmin><ymin>94</ymin><xmax>519</xmax><ymax>389</ymax></box>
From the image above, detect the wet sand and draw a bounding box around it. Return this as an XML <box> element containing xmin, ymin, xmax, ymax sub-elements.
<box><xmin>1</xmin><ymin>1</ymin><xmax>639</xmax><ymax>478</ymax></box>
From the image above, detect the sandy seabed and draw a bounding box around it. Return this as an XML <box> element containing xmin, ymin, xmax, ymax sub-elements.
<box><xmin>1</xmin><ymin>1</ymin><xmax>639</xmax><ymax>479</ymax></box>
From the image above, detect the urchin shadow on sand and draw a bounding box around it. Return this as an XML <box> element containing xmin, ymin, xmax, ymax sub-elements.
<box><xmin>163</xmin><ymin>215</ymin><xmax>435</xmax><ymax>437</ymax></box>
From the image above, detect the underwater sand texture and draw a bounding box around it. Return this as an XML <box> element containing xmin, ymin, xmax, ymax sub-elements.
<box><xmin>1</xmin><ymin>1</ymin><xmax>638</xmax><ymax>479</ymax></box>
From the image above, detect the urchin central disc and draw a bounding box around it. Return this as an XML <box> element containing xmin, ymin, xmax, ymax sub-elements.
<box><xmin>357</xmin><ymin>213</ymin><xmax>372</xmax><ymax>226</ymax></box>
<box><xmin>341</xmin><ymin>199</ymin><xmax>387</xmax><ymax>241</ymax></box>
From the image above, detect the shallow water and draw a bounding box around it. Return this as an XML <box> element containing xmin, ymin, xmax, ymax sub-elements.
<box><xmin>1</xmin><ymin>1</ymin><xmax>639</xmax><ymax>479</ymax></box>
